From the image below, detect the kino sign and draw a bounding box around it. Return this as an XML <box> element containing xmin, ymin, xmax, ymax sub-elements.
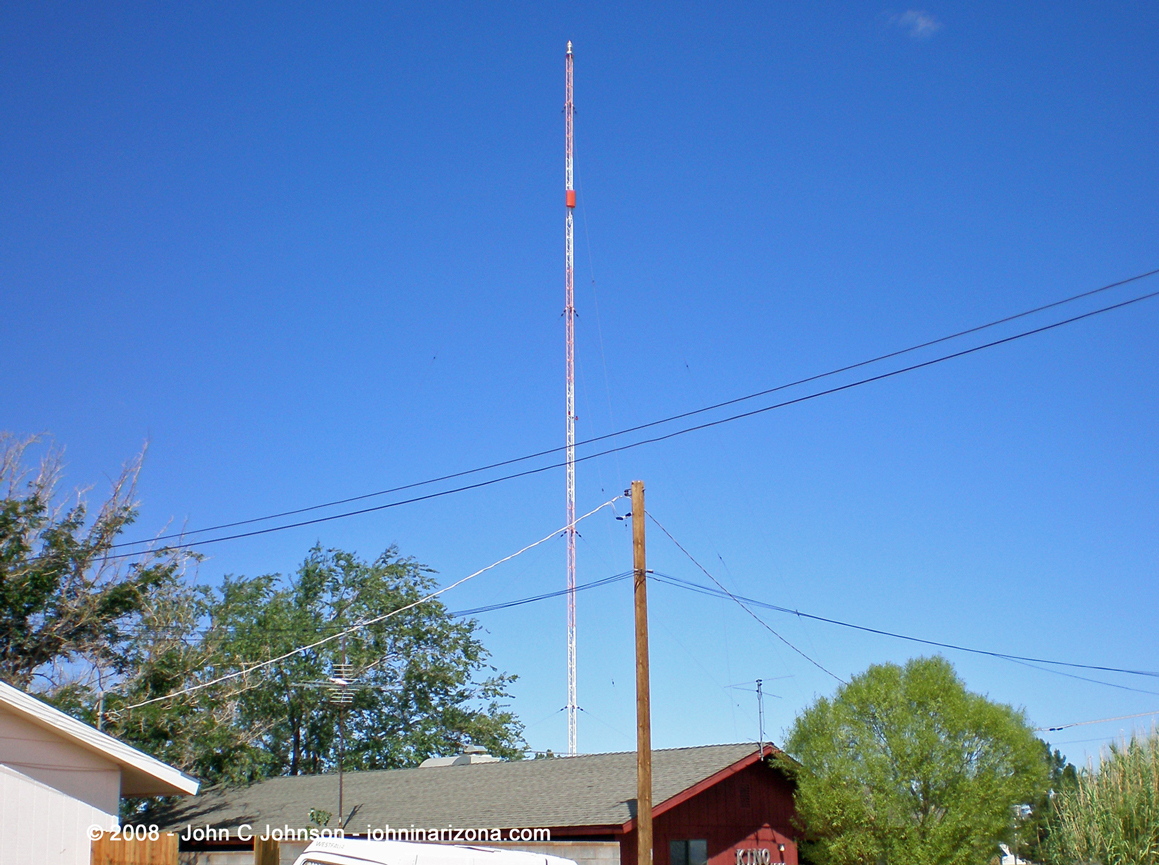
<box><xmin>734</xmin><ymin>850</ymin><xmax>772</xmax><ymax>865</ymax></box>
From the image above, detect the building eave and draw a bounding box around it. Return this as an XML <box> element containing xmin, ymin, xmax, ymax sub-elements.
<box><xmin>0</xmin><ymin>682</ymin><xmax>199</xmax><ymax>796</ymax></box>
<box><xmin>620</xmin><ymin>744</ymin><xmax>782</xmax><ymax>834</ymax></box>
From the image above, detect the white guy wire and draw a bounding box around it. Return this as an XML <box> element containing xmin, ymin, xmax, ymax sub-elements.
<box><xmin>647</xmin><ymin>512</ymin><xmax>847</xmax><ymax>685</ymax></box>
<box><xmin>114</xmin><ymin>496</ymin><xmax>624</xmax><ymax>715</ymax></box>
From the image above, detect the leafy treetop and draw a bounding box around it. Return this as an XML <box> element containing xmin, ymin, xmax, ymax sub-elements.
<box><xmin>783</xmin><ymin>655</ymin><xmax>1049</xmax><ymax>865</ymax></box>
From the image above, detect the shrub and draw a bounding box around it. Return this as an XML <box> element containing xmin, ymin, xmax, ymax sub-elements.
<box><xmin>1048</xmin><ymin>728</ymin><xmax>1159</xmax><ymax>865</ymax></box>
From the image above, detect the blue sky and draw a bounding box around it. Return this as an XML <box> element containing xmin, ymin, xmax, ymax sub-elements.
<box><xmin>3</xmin><ymin>2</ymin><xmax>1157</xmax><ymax>766</ymax></box>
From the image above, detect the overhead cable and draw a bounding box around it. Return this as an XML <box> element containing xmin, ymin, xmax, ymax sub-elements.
<box><xmin>448</xmin><ymin>571</ymin><xmax>632</xmax><ymax>618</ymax></box>
<box><xmin>998</xmin><ymin>655</ymin><xmax>1159</xmax><ymax>698</ymax></box>
<box><xmin>648</xmin><ymin>571</ymin><xmax>1159</xmax><ymax>681</ymax></box>
<box><xmin>109</xmin><ymin>267</ymin><xmax>1159</xmax><ymax>552</ymax></box>
<box><xmin>120</xmin><ymin>570</ymin><xmax>634</xmax><ymax>637</ymax></box>
<box><xmin>96</xmin><ymin>284</ymin><xmax>1159</xmax><ymax>563</ymax></box>
<box><xmin>647</xmin><ymin>512</ymin><xmax>847</xmax><ymax>684</ymax></box>
<box><xmin>110</xmin><ymin>496</ymin><xmax>622</xmax><ymax>715</ymax></box>
<box><xmin>55</xmin><ymin>280</ymin><xmax>1159</xmax><ymax>566</ymax></box>
<box><xmin>1038</xmin><ymin>709</ymin><xmax>1159</xmax><ymax>733</ymax></box>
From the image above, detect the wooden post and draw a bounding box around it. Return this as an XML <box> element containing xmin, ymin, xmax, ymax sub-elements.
<box><xmin>254</xmin><ymin>835</ymin><xmax>279</xmax><ymax>865</ymax></box>
<box><xmin>631</xmin><ymin>480</ymin><xmax>653</xmax><ymax>865</ymax></box>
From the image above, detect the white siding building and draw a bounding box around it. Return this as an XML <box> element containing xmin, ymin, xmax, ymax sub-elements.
<box><xmin>0</xmin><ymin>681</ymin><xmax>198</xmax><ymax>865</ymax></box>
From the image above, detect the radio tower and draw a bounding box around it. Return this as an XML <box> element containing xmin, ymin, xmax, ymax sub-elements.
<box><xmin>564</xmin><ymin>39</ymin><xmax>578</xmax><ymax>757</ymax></box>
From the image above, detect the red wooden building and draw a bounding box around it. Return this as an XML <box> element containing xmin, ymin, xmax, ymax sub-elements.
<box><xmin>164</xmin><ymin>743</ymin><xmax>799</xmax><ymax>865</ymax></box>
<box><xmin>612</xmin><ymin>745</ymin><xmax>798</xmax><ymax>865</ymax></box>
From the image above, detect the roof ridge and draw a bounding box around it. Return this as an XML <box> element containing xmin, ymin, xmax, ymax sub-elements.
<box><xmin>201</xmin><ymin>742</ymin><xmax>772</xmax><ymax>789</ymax></box>
<box><xmin>357</xmin><ymin>741</ymin><xmax>767</xmax><ymax>771</ymax></box>
<box><xmin>158</xmin><ymin>740</ymin><xmax>791</xmax><ymax>831</ymax></box>
<box><xmin>552</xmin><ymin>741</ymin><xmax>765</xmax><ymax>758</ymax></box>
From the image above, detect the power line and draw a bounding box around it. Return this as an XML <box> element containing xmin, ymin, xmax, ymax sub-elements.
<box><xmin>647</xmin><ymin>511</ymin><xmax>847</xmax><ymax>684</ymax></box>
<box><xmin>82</xmin><ymin>280</ymin><xmax>1159</xmax><ymax>563</ymax></box>
<box><xmin>1045</xmin><ymin>734</ymin><xmax>1130</xmax><ymax>748</ymax></box>
<box><xmin>595</xmin><ymin>285</ymin><xmax>1159</xmax><ymax>465</ymax></box>
<box><xmin>447</xmin><ymin>571</ymin><xmax>632</xmax><ymax>618</ymax></box>
<box><xmin>998</xmin><ymin>655</ymin><xmax>1159</xmax><ymax>698</ymax></box>
<box><xmin>1038</xmin><ymin>709</ymin><xmax>1159</xmax><ymax>733</ymax></box>
<box><xmin>62</xmin><ymin>281</ymin><xmax>1159</xmax><ymax>563</ymax></box>
<box><xmin>110</xmin><ymin>497</ymin><xmax>622</xmax><ymax>715</ymax></box>
<box><xmin>647</xmin><ymin>571</ymin><xmax>1159</xmax><ymax>683</ymax></box>
<box><xmin>79</xmin><ymin>454</ymin><xmax>627</xmax><ymax>562</ymax></box>
<box><xmin>109</xmin><ymin>267</ymin><xmax>1159</xmax><ymax>552</ymax></box>
<box><xmin>118</xmin><ymin>570</ymin><xmax>635</xmax><ymax>637</ymax></box>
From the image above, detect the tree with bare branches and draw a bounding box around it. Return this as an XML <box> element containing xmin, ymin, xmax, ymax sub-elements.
<box><xmin>1</xmin><ymin>436</ymin><xmax>524</xmax><ymax>808</ymax></box>
<box><xmin>0</xmin><ymin>433</ymin><xmax>193</xmax><ymax>691</ymax></box>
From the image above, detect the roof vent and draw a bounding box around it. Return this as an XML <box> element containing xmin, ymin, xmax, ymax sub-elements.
<box><xmin>419</xmin><ymin>747</ymin><xmax>501</xmax><ymax>768</ymax></box>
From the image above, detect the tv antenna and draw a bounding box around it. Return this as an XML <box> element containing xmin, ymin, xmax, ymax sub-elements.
<box><xmin>725</xmin><ymin>677</ymin><xmax>788</xmax><ymax>751</ymax></box>
<box><xmin>295</xmin><ymin>640</ymin><xmax>395</xmax><ymax>824</ymax></box>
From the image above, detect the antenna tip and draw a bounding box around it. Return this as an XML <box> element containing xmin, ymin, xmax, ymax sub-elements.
<box><xmin>566</xmin><ymin>40</ymin><xmax>573</xmax><ymax>55</ymax></box>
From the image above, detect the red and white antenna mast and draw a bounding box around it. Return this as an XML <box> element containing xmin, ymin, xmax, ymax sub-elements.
<box><xmin>564</xmin><ymin>39</ymin><xmax>578</xmax><ymax>756</ymax></box>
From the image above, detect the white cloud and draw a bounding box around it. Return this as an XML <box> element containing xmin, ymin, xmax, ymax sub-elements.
<box><xmin>892</xmin><ymin>9</ymin><xmax>943</xmax><ymax>39</ymax></box>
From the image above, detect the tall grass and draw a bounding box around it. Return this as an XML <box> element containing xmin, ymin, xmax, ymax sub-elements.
<box><xmin>1048</xmin><ymin>728</ymin><xmax>1159</xmax><ymax>864</ymax></box>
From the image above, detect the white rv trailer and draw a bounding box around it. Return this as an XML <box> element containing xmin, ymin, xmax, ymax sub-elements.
<box><xmin>292</xmin><ymin>838</ymin><xmax>579</xmax><ymax>865</ymax></box>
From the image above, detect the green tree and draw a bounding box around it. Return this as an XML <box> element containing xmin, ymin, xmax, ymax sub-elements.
<box><xmin>210</xmin><ymin>546</ymin><xmax>526</xmax><ymax>775</ymax></box>
<box><xmin>98</xmin><ymin>575</ymin><xmax>269</xmax><ymax>790</ymax></box>
<box><xmin>783</xmin><ymin>656</ymin><xmax>1048</xmax><ymax>865</ymax></box>
<box><xmin>107</xmin><ymin>545</ymin><xmax>526</xmax><ymax>794</ymax></box>
<box><xmin>1046</xmin><ymin>729</ymin><xmax>1159</xmax><ymax>865</ymax></box>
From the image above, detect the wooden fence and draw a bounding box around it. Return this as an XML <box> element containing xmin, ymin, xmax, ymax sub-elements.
<box><xmin>91</xmin><ymin>831</ymin><xmax>178</xmax><ymax>864</ymax></box>
<box><xmin>91</xmin><ymin>831</ymin><xmax>281</xmax><ymax>865</ymax></box>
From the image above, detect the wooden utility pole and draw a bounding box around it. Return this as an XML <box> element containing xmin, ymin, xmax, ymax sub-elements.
<box><xmin>631</xmin><ymin>480</ymin><xmax>653</xmax><ymax>865</ymax></box>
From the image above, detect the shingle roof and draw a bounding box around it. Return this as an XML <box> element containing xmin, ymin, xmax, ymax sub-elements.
<box><xmin>161</xmin><ymin>743</ymin><xmax>770</xmax><ymax>834</ymax></box>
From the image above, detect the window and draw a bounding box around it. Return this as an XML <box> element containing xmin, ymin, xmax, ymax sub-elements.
<box><xmin>671</xmin><ymin>839</ymin><xmax>708</xmax><ymax>865</ymax></box>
